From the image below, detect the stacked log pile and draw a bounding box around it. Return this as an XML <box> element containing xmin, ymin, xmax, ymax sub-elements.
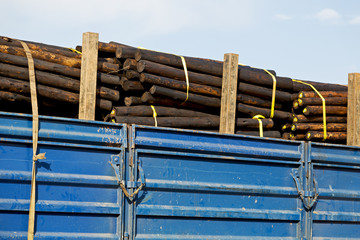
<box><xmin>0</xmin><ymin>35</ymin><xmax>350</xmax><ymax>144</ymax></box>
<box><xmin>0</xmin><ymin>36</ymin><xmax>123</xmax><ymax>118</ymax></box>
<box><xmin>286</xmin><ymin>90</ymin><xmax>348</xmax><ymax>143</ymax></box>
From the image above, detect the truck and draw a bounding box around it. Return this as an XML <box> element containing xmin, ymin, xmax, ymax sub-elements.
<box><xmin>1</xmin><ymin>111</ymin><xmax>360</xmax><ymax>239</ymax></box>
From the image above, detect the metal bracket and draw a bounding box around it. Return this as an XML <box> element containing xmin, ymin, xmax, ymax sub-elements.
<box><xmin>109</xmin><ymin>155</ymin><xmax>145</xmax><ymax>202</ymax></box>
<box><xmin>291</xmin><ymin>169</ymin><xmax>319</xmax><ymax>210</ymax></box>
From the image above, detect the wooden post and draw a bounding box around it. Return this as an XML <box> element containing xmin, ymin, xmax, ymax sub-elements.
<box><xmin>219</xmin><ymin>53</ymin><xmax>239</xmax><ymax>134</ymax></box>
<box><xmin>79</xmin><ymin>32</ymin><xmax>99</xmax><ymax>120</ymax></box>
<box><xmin>347</xmin><ymin>73</ymin><xmax>360</xmax><ymax>146</ymax></box>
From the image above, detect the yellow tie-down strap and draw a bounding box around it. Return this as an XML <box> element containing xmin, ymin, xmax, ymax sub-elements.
<box><xmin>264</xmin><ymin>70</ymin><xmax>277</xmax><ymax>119</ymax></box>
<box><xmin>252</xmin><ymin>115</ymin><xmax>265</xmax><ymax>137</ymax></box>
<box><xmin>292</xmin><ymin>79</ymin><xmax>327</xmax><ymax>140</ymax></box>
<box><xmin>18</xmin><ymin>40</ymin><xmax>47</xmax><ymax>240</ymax></box>
<box><xmin>150</xmin><ymin>105</ymin><xmax>158</xmax><ymax>127</ymax></box>
<box><xmin>138</xmin><ymin>47</ymin><xmax>190</xmax><ymax>103</ymax></box>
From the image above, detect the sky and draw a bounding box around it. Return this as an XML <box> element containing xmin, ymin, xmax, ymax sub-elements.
<box><xmin>2</xmin><ymin>0</ymin><xmax>360</xmax><ymax>85</ymax></box>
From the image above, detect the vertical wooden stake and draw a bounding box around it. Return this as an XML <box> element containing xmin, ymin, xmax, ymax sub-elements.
<box><xmin>347</xmin><ymin>73</ymin><xmax>360</xmax><ymax>146</ymax></box>
<box><xmin>79</xmin><ymin>32</ymin><xmax>99</xmax><ymax>120</ymax></box>
<box><xmin>219</xmin><ymin>53</ymin><xmax>239</xmax><ymax>134</ymax></box>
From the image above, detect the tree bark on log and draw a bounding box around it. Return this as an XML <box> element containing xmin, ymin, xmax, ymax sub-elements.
<box><xmin>113</xmin><ymin>116</ymin><xmax>220</xmax><ymax>128</ymax></box>
<box><xmin>137</xmin><ymin>60</ymin><xmax>222</xmax><ymax>87</ymax></box>
<box><xmin>112</xmin><ymin>105</ymin><xmax>217</xmax><ymax>117</ymax></box>
<box><xmin>140</xmin><ymin>72</ymin><xmax>221</xmax><ymax>97</ymax></box>
<box><xmin>237</xmin><ymin>93</ymin><xmax>283</xmax><ymax>109</ymax></box>
<box><xmin>0</xmin><ymin>45</ymin><xmax>120</xmax><ymax>73</ymax></box>
<box><xmin>0</xmin><ymin>52</ymin><xmax>120</xmax><ymax>85</ymax></box>
<box><xmin>122</xmin><ymin>80</ymin><xmax>145</xmax><ymax>92</ymax></box>
<box><xmin>238</xmin><ymin>81</ymin><xmax>293</xmax><ymax>102</ymax></box>
<box><xmin>237</xmin><ymin>102</ymin><xmax>293</xmax><ymax>120</ymax></box>
<box><xmin>141</xmin><ymin>91</ymin><xmax>210</xmax><ymax>112</ymax></box>
<box><xmin>291</xmin><ymin>123</ymin><xmax>347</xmax><ymax>132</ymax></box>
<box><xmin>125</xmin><ymin>70</ymin><xmax>140</xmax><ymax>79</ymax></box>
<box><xmin>298</xmin><ymin>97</ymin><xmax>347</xmax><ymax>106</ymax></box>
<box><xmin>0</xmin><ymin>63</ymin><xmax>120</xmax><ymax>101</ymax></box>
<box><xmin>124</xmin><ymin>96</ymin><xmax>143</xmax><ymax>106</ymax></box>
<box><xmin>293</xmin><ymin>80</ymin><xmax>348</xmax><ymax>92</ymax></box>
<box><xmin>236</xmin><ymin>118</ymin><xmax>274</xmax><ymax>128</ymax></box>
<box><xmin>149</xmin><ymin>85</ymin><xmax>221</xmax><ymax>108</ymax></box>
<box><xmin>293</xmin><ymin>114</ymin><xmax>347</xmax><ymax>123</ymax></box>
<box><xmin>306</xmin><ymin>131</ymin><xmax>347</xmax><ymax>141</ymax></box>
<box><xmin>0</xmin><ymin>36</ymin><xmax>82</xmax><ymax>59</ymax></box>
<box><xmin>239</xmin><ymin>67</ymin><xmax>293</xmax><ymax>90</ymax></box>
<box><xmin>116</xmin><ymin>46</ymin><xmax>138</xmax><ymax>59</ymax></box>
<box><xmin>298</xmin><ymin>91</ymin><xmax>348</xmax><ymax>98</ymax></box>
<box><xmin>303</xmin><ymin>106</ymin><xmax>347</xmax><ymax>116</ymax></box>
<box><xmin>235</xmin><ymin>130</ymin><xmax>281</xmax><ymax>138</ymax></box>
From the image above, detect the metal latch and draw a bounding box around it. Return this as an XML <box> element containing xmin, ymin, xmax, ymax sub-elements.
<box><xmin>109</xmin><ymin>155</ymin><xmax>145</xmax><ymax>202</ymax></box>
<box><xmin>291</xmin><ymin>169</ymin><xmax>319</xmax><ymax>210</ymax></box>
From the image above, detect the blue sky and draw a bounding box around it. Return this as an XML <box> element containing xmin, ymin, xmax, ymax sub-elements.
<box><xmin>2</xmin><ymin>0</ymin><xmax>359</xmax><ymax>85</ymax></box>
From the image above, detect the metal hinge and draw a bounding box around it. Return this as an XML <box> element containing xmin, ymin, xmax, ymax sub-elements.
<box><xmin>291</xmin><ymin>169</ymin><xmax>319</xmax><ymax>210</ymax></box>
<box><xmin>109</xmin><ymin>155</ymin><xmax>145</xmax><ymax>202</ymax></box>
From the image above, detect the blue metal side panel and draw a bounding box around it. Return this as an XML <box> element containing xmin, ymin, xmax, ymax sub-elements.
<box><xmin>128</xmin><ymin>126</ymin><xmax>305</xmax><ymax>239</ymax></box>
<box><xmin>309</xmin><ymin>142</ymin><xmax>360</xmax><ymax>240</ymax></box>
<box><xmin>0</xmin><ymin>112</ymin><xmax>127</xmax><ymax>239</ymax></box>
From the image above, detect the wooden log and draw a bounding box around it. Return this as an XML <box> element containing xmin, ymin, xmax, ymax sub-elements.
<box><xmin>293</xmin><ymin>80</ymin><xmax>348</xmax><ymax>92</ymax></box>
<box><xmin>125</xmin><ymin>70</ymin><xmax>140</xmax><ymax>79</ymax></box>
<box><xmin>149</xmin><ymin>85</ymin><xmax>221</xmax><ymax>108</ymax></box>
<box><xmin>96</xmin><ymin>99</ymin><xmax>112</xmax><ymax>111</ymax></box>
<box><xmin>0</xmin><ymin>76</ymin><xmax>78</xmax><ymax>104</ymax></box>
<box><xmin>0</xmin><ymin>62</ymin><xmax>119</xmax><ymax>101</ymax></box>
<box><xmin>97</xmin><ymin>86</ymin><xmax>120</xmax><ymax>101</ymax></box>
<box><xmin>281</xmin><ymin>123</ymin><xmax>292</xmax><ymax>131</ymax></box>
<box><xmin>116</xmin><ymin>46</ymin><xmax>137</xmax><ymax>59</ymax></box>
<box><xmin>124</xmin><ymin>96</ymin><xmax>143</xmax><ymax>106</ymax></box>
<box><xmin>98</xmin><ymin>42</ymin><xmax>118</xmax><ymax>53</ymax></box>
<box><xmin>298</xmin><ymin>97</ymin><xmax>347</xmax><ymax>106</ymax></box>
<box><xmin>236</xmin><ymin>118</ymin><xmax>274</xmax><ymax>129</ymax></box>
<box><xmin>135</xmin><ymin>48</ymin><xmax>276</xmax><ymax>77</ymax></box>
<box><xmin>239</xmin><ymin>67</ymin><xmax>293</xmax><ymax>90</ymax></box>
<box><xmin>0</xmin><ymin>90</ymin><xmax>31</xmax><ymax>103</ymax></box>
<box><xmin>0</xmin><ymin>51</ymin><xmax>120</xmax><ymax>85</ymax></box>
<box><xmin>282</xmin><ymin>132</ymin><xmax>291</xmax><ymax>139</ymax></box>
<box><xmin>293</xmin><ymin>99</ymin><xmax>300</xmax><ymax>109</ymax></box>
<box><xmin>291</xmin><ymin>123</ymin><xmax>347</xmax><ymax>132</ymax></box>
<box><xmin>140</xmin><ymin>73</ymin><xmax>221</xmax><ymax>97</ymax></box>
<box><xmin>303</xmin><ymin>106</ymin><xmax>347</xmax><ymax>116</ymax></box>
<box><xmin>293</xmin><ymin>114</ymin><xmax>347</xmax><ymax>123</ymax></box>
<box><xmin>0</xmin><ymin>36</ymin><xmax>81</xmax><ymax>59</ymax></box>
<box><xmin>112</xmin><ymin>105</ymin><xmax>217</xmax><ymax>117</ymax></box>
<box><xmin>137</xmin><ymin>60</ymin><xmax>222</xmax><ymax>87</ymax></box>
<box><xmin>237</xmin><ymin>93</ymin><xmax>283</xmax><ymax>109</ymax></box>
<box><xmin>237</xmin><ymin>102</ymin><xmax>293</xmax><ymax>120</ymax></box>
<box><xmin>123</xmin><ymin>58</ymin><xmax>138</xmax><ymax>71</ymax></box>
<box><xmin>122</xmin><ymin>79</ymin><xmax>145</xmax><ymax>92</ymax></box>
<box><xmin>141</xmin><ymin>91</ymin><xmax>210</xmax><ymax>112</ymax></box>
<box><xmin>0</xmin><ymin>45</ymin><xmax>119</xmax><ymax>73</ymax></box>
<box><xmin>238</xmin><ymin>81</ymin><xmax>293</xmax><ymax>102</ymax></box>
<box><xmin>290</xmin><ymin>133</ymin><xmax>306</xmax><ymax>140</ymax></box>
<box><xmin>113</xmin><ymin>116</ymin><xmax>220</xmax><ymax>128</ymax></box>
<box><xmin>306</xmin><ymin>131</ymin><xmax>347</xmax><ymax>141</ymax></box>
<box><xmin>299</xmin><ymin>91</ymin><xmax>348</xmax><ymax>98</ymax></box>
<box><xmin>235</xmin><ymin>130</ymin><xmax>281</xmax><ymax>138</ymax></box>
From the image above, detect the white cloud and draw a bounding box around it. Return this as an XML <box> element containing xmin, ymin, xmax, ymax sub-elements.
<box><xmin>349</xmin><ymin>16</ymin><xmax>360</xmax><ymax>24</ymax></box>
<box><xmin>314</xmin><ymin>8</ymin><xmax>340</xmax><ymax>22</ymax></box>
<box><xmin>274</xmin><ymin>14</ymin><xmax>292</xmax><ymax>20</ymax></box>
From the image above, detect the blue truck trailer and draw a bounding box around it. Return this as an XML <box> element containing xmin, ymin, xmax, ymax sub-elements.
<box><xmin>0</xmin><ymin>111</ymin><xmax>359</xmax><ymax>239</ymax></box>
